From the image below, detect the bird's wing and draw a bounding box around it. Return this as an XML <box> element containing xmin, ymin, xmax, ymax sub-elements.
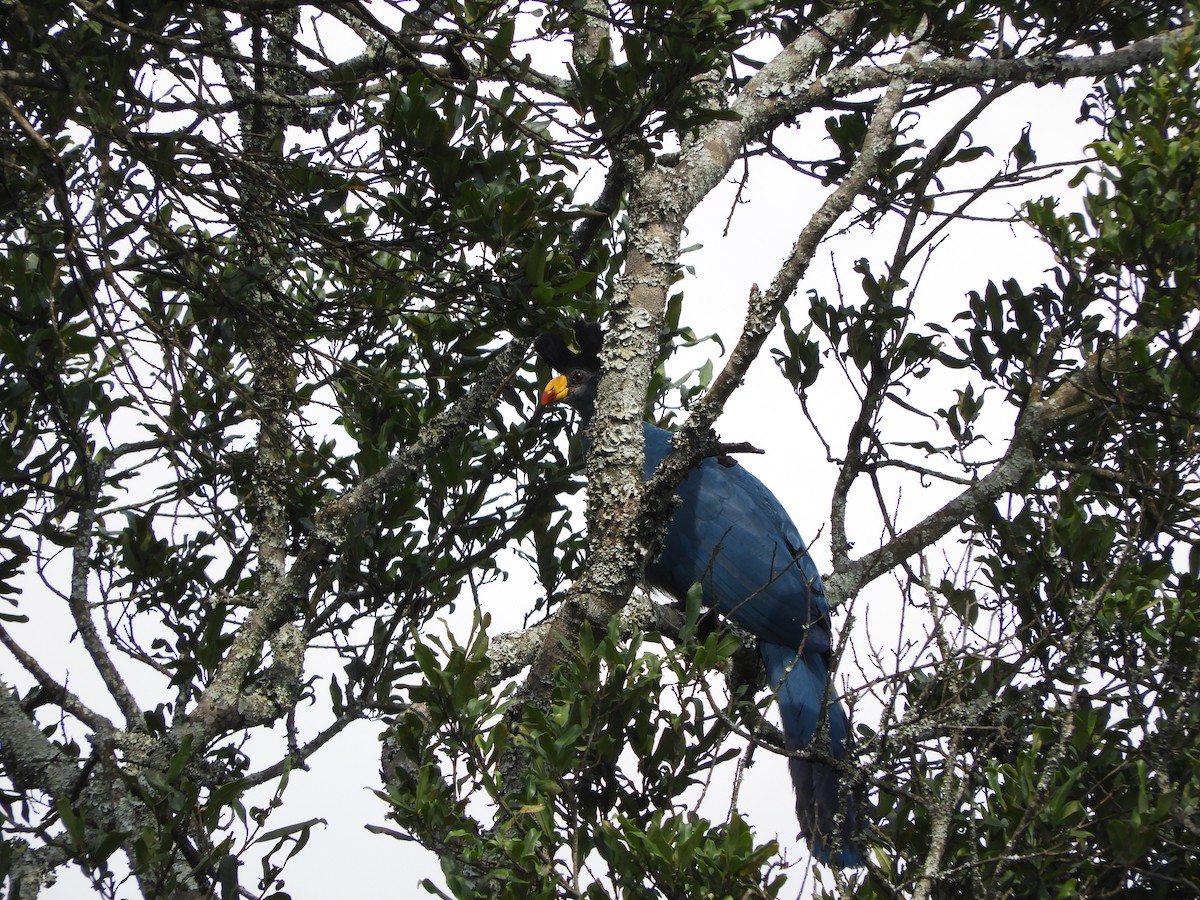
<box><xmin>642</xmin><ymin>425</ymin><xmax>831</xmax><ymax>654</ymax></box>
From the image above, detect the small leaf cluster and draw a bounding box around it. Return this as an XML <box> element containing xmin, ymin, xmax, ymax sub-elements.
<box><xmin>381</xmin><ymin>613</ymin><xmax>785</xmax><ymax>899</ymax></box>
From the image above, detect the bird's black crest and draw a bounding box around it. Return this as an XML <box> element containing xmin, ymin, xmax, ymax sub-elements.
<box><xmin>533</xmin><ymin>320</ymin><xmax>602</xmax><ymax>375</ymax></box>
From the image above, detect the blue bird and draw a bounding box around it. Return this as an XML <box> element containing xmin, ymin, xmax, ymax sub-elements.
<box><xmin>534</xmin><ymin>322</ymin><xmax>862</xmax><ymax>867</ymax></box>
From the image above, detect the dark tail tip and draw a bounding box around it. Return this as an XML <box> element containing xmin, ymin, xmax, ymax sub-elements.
<box><xmin>791</xmin><ymin>756</ymin><xmax>864</xmax><ymax>868</ymax></box>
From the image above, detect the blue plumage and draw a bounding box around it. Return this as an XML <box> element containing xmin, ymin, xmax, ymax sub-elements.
<box><xmin>641</xmin><ymin>426</ymin><xmax>829</xmax><ymax>651</ymax></box>
<box><xmin>641</xmin><ymin>424</ymin><xmax>862</xmax><ymax>868</ymax></box>
<box><xmin>535</xmin><ymin>323</ymin><xmax>862</xmax><ymax>867</ymax></box>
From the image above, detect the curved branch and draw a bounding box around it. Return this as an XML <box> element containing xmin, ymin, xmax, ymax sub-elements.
<box><xmin>678</xmin><ymin>22</ymin><xmax>1185</xmax><ymax>216</ymax></box>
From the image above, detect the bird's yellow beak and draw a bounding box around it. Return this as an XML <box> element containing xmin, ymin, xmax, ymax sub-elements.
<box><xmin>540</xmin><ymin>374</ymin><xmax>569</xmax><ymax>407</ymax></box>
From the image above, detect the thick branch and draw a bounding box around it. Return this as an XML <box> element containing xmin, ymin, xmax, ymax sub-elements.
<box><xmin>0</xmin><ymin>685</ymin><xmax>203</xmax><ymax>897</ymax></box>
<box><xmin>680</xmin><ymin>8</ymin><xmax>861</xmax><ymax>194</ymax></box>
<box><xmin>0</xmin><ymin>683</ymin><xmax>84</xmax><ymax>799</ymax></box>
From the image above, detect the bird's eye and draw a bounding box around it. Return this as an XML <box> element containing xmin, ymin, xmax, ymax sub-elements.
<box><xmin>569</xmin><ymin>370</ymin><xmax>585</xmax><ymax>384</ymax></box>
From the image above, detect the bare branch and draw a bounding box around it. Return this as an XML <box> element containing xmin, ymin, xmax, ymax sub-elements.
<box><xmin>824</xmin><ymin>320</ymin><xmax>1182</xmax><ymax>606</ymax></box>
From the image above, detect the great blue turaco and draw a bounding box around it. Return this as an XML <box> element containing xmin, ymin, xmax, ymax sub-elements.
<box><xmin>533</xmin><ymin>321</ymin><xmax>863</xmax><ymax>868</ymax></box>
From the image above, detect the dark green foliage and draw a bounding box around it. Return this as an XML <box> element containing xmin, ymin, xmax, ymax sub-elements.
<box><xmin>832</xmin><ymin>29</ymin><xmax>1200</xmax><ymax>900</ymax></box>
<box><xmin>382</xmin><ymin>615</ymin><xmax>781</xmax><ymax>898</ymax></box>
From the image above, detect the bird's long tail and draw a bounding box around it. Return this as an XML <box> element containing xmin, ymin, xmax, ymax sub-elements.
<box><xmin>759</xmin><ymin>641</ymin><xmax>862</xmax><ymax>867</ymax></box>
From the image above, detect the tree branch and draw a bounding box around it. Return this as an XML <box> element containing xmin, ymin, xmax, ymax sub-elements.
<box><xmin>68</xmin><ymin>456</ymin><xmax>143</xmax><ymax>730</ymax></box>
<box><xmin>649</xmin><ymin>34</ymin><xmax>927</xmax><ymax>524</ymax></box>
<box><xmin>823</xmin><ymin>324</ymin><xmax>1170</xmax><ymax>607</ymax></box>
